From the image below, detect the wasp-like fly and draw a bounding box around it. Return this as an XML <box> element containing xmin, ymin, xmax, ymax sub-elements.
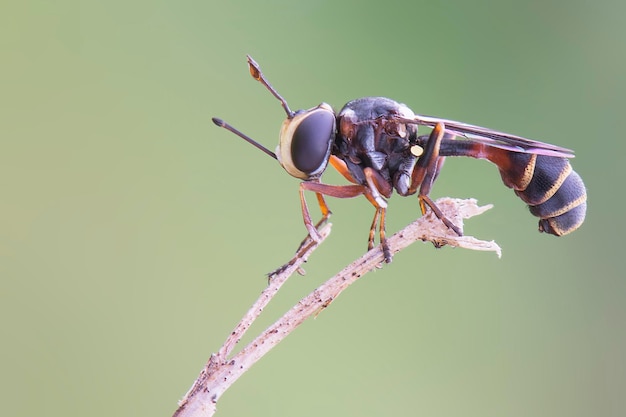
<box><xmin>213</xmin><ymin>56</ymin><xmax>587</xmax><ymax>262</ymax></box>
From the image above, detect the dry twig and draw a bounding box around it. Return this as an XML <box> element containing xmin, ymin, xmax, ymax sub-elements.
<box><xmin>173</xmin><ymin>198</ymin><xmax>501</xmax><ymax>417</ymax></box>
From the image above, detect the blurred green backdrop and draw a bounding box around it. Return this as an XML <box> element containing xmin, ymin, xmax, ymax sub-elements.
<box><xmin>2</xmin><ymin>1</ymin><xmax>624</xmax><ymax>416</ymax></box>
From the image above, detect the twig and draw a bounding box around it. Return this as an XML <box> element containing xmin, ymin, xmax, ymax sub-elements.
<box><xmin>216</xmin><ymin>222</ymin><xmax>333</xmax><ymax>361</ymax></box>
<box><xmin>173</xmin><ymin>198</ymin><xmax>500</xmax><ymax>417</ymax></box>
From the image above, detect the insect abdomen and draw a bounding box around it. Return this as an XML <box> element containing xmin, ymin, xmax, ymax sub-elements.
<box><xmin>495</xmin><ymin>152</ymin><xmax>587</xmax><ymax>236</ymax></box>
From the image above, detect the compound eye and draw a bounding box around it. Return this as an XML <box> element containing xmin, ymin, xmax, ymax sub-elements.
<box><xmin>278</xmin><ymin>103</ymin><xmax>335</xmax><ymax>179</ymax></box>
<box><xmin>291</xmin><ymin>110</ymin><xmax>335</xmax><ymax>174</ymax></box>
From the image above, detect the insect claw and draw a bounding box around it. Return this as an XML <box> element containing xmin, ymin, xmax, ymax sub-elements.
<box><xmin>306</xmin><ymin>226</ymin><xmax>323</xmax><ymax>243</ymax></box>
<box><xmin>382</xmin><ymin>243</ymin><xmax>393</xmax><ymax>263</ymax></box>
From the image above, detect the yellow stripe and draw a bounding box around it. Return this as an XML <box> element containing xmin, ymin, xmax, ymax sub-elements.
<box><xmin>540</xmin><ymin>191</ymin><xmax>587</xmax><ymax>219</ymax></box>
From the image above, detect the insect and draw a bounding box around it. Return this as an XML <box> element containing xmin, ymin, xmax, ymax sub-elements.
<box><xmin>213</xmin><ymin>56</ymin><xmax>587</xmax><ymax>263</ymax></box>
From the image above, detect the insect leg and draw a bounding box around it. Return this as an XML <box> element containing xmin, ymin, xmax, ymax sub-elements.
<box><xmin>409</xmin><ymin>123</ymin><xmax>463</xmax><ymax>236</ymax></box>
<box><xmin>328</xmin><ymin>155</ymin><xmax>359</xmax><ymax>184</ymax></box>
<box><xmin>408</xmin><ymin>123</ymin><xmax>445</xmax><ymax>195</ymax></box>
<box><xmin>302</xmin><ymin>172</ymin><xmax>393</xmax><ymax>262</ymax></box>
<box><xmin>362</xmin><ymin>167</ymin><xmax>393</xmax><ymax>262</ymax></box>
<box><xmin>328</xmin><ymin>156</ymin><xmax>393</xmax><ymax>261</ymax></box>
<box><xmin>269</xmin><ymin>182</ymin><xmax>364</xmax><ymax>278</ymax></box>
<box><xmin>299</xmin><ymin>181</ymin><xmax>366</xmax><ymax>241</ymax></box>
<box><xmin>367</xmin><ymin>207</ymin><xmax>380</xmax><ymax>251</ymax></box>
<box><xmin>313</xmin><ymin>192</ymin><xmax>332</xmax><ymax>230</ymax></box>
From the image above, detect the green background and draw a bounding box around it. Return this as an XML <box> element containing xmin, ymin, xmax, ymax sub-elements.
<box><xmin>2</xmin><ymin>1</ymin><xmax>624</xmax><ymax>416</ymax></box>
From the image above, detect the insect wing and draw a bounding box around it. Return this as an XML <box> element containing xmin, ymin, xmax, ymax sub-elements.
<box><xmin>407</xmin><ymin>115</ymin><xmax>575</xmax><ymax>158</ymax></box>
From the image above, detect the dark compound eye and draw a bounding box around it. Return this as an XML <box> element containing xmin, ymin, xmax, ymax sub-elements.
<box><xmin>277</xmin><ymin>103</ymin><xmax>336</xmax><ymax>180</ymax></box>
<box><xmin>291</xmin><ymin>110</ymin><xmax>336</xmax><ymax>174</ymax></box>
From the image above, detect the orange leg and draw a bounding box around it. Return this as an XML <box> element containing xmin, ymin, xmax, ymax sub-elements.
<box><xmin>298</xmin><ymin>158</ymin><xmax>395</xmax><ymax>262</ymax></box>
<box><xmin>363</xmin><ymin>168</ymin><xmax>392</xmax><ymax>262</ymax></box>
<box><xmin>328</xmin><ymin>155</ymin><xmax>358</xmax><ymax>184</ymax></box>
<box><xmin>299</xmin><ymin>167</ymin><xmax>394</xmax><ymax>262</ymax></box>
<box><xmin>410</xmin><ymin>123</ymin><xmax>462</xmax><ymax>236</ymax></box>
<box><xmin>299</xmin><ymin>180</ymin><xmax>366</xmax><ymax>241</ymax></box>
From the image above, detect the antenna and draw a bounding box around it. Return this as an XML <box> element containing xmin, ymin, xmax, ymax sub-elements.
<box><xmin>247</xmin><ymin>55</ymin><xmax>294</xmax><ymax>118</ymax></box>
<box><xmin>212</xmin><ymin>117</ymin><xmax>277</xmax><ymax>160</ymax></box>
